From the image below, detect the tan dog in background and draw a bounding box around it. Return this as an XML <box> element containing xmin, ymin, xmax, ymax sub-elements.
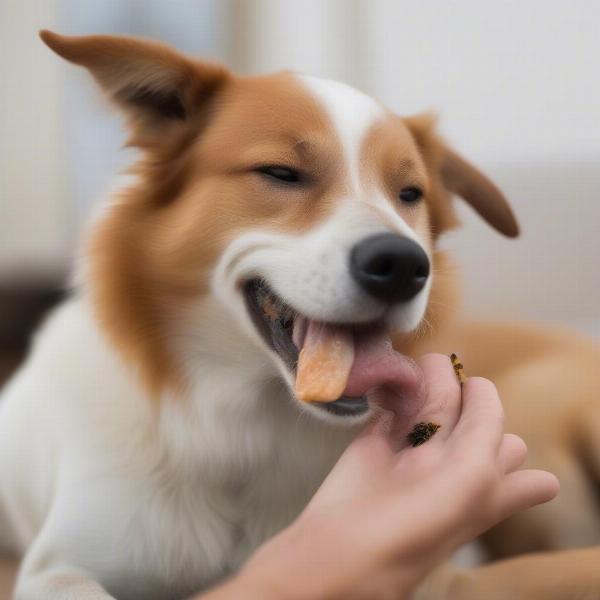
<box><xmin>0</xmin><ymin>30</ymin><xmax>599</xmax><ymax>599</ymax></box>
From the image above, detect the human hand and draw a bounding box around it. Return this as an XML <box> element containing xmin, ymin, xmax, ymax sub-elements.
<box><xmin>230</xmin><ymin>354</ymin><xmax>559</xmax><ymax>600</ymax></box>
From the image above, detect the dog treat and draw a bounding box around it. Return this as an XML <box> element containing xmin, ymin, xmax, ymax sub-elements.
<box><xmin>450</xmin><ymin>353</ymin><xmax>466</xmax><ymax>384</ymax></box>
<box><xmin>295</xmin><ymin>323</ymin><xmax>354</xmax><ymax>403</ymax></box>
<box><xmin>408</xmin><ymin>422</ymin><xmax>441</xmax><ymax>447</ymax></box>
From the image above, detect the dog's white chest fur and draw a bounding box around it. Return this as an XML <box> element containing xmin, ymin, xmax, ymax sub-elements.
<box><xmin>0</xmin><ymin>298</ymin><xmax>353</xmax><ymax>599</ymax></box>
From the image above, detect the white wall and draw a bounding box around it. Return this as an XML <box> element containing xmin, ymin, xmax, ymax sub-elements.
<box><xmin>229</xmin><ymin>0</ymin><xmax>368</xmax><ymax>88</ymax></box>
<box><xmin>366</xmin><ymin>0</ymin><xmax>600</xmax><ymax>165</ymax></box>
<box><xmin>0</xmin><ymin>0</ymin><xmax>67</xmax><ymax>282</ymax></box>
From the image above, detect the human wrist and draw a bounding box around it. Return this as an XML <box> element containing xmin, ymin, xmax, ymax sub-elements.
<box><xmin>229</xmin><ymin>568</ymin><xmax>308</xmax><ymax>600</ymax></box>
<box><xmin>238</xmin><ymin>554</ymin><xmax>420</xmax><ymax>600</ymax></box>
<box><xmin>198</xmin><ymin>571</ymin><xmax>286</xmax><ymax>600</ymax></box>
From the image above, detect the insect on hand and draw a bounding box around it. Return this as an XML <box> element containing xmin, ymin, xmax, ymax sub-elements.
<box><xmin>450</xmin><ymin>353</ymin><xmax>466</xmax><ymax>384</ymax></box>
<box><xmin>408</xmin><ymin>422</ymin><xmax>442</xmax><ymax>447</ymax></box>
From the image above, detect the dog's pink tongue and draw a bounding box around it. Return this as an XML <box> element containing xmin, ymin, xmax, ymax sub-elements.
<box><xmin>294</xmin><ymin>317</ymin><xmax>421</xmax><ymax>406</ymax></box>
<box><xmin>342</xmin><ymin>332</ymin><xmax>421</xmax><ymax>404</ymax></box>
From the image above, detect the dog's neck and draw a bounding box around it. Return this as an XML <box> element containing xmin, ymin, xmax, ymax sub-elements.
<box><xmin>155</xmin><ymin>295</ymin><xmax>357</xmax><ymax>483</ymax></box>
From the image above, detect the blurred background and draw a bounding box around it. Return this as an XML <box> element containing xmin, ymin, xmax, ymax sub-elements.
<box><xmin>1</xmin><ymin>0</ymin><xmax>599</xmax><ymax>381</ymax></box>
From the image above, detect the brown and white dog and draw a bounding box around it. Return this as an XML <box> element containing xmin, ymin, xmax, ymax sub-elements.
<box><xmin>1</xmin><ymin>31</ymin><xmax>599</xmax><ymax>600</ymax></box>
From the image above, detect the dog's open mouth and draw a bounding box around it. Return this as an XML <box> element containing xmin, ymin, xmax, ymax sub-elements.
<box><xmin>243</xmin><ymin>279</ymin><xmax>422</xmax><ymax>418</ymax></box>
<box><xmin>243</xmin><ymin>279</ymin><xmax>367</xmax><ymax>416</ymax></box>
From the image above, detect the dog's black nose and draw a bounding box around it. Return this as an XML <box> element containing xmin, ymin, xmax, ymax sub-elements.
<box><xmin>350</xmin><ymin>233</ymin><xmax>430</xmax><ymax>303</ymax></box>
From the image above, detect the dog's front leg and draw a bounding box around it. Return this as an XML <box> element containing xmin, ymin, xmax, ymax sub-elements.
<box><xmin>14</xmin><ymin>566</ymin><xmax>115</xmax><ymax>600</ymax></box>
<box><xmin>14</xmin><ymin>538</ymin><xmax>115</xmax><ymax>600</ymax></box>
<box><xmin>14</xmin><ymin>565</ymin><xmax>115</xmax><ymax>600</ymax></box>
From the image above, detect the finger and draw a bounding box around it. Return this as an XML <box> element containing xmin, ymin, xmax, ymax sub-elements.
<box><xmin>408</xmin><ymin>353</ymin><xmax>462</xmax><ymax>445</ymax></box>
<box><xmin>496</xmin><ymin>469</ymin><xmax>560</xmax><ymax>520</ymax></box>
<box><xmin>450</xmin><ymin>376</ymin><xmax>504</xmax><ymax>453</ymax></box>
<box><xmin>498</xmin><ymin>434</ymin><xmax>528</xmax><ymax>474</ymax></box>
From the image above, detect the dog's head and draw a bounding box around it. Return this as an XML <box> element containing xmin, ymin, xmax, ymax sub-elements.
<box><xmin>42</xmin><ymin>31</ymin><xmax>518</xmax><ymax>422</ymax></box>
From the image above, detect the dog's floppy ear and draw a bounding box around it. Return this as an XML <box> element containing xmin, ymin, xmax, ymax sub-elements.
<box><xmin>40</xmin><ymin>30</ymin><xmax>230</xmax><ymax>143</ymax></box>
<box><xmin>441</xmin><ymin>148</ymin><xmax>519</xmax><ymax>238</ymax></box>
<box><xmin>405</xmin><ymin>113</ymin><xmax>519</xmax><ymax>238</ymax></box>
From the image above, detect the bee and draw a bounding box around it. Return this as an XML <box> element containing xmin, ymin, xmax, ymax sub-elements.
<box><xmin>408</xmin><ymin>422</ymin><xmax>441</xmax><ymax>447</ymax></box>
<box><xmin>450</xmin><ymin>353</ymin><xmax>466</xmax><ymax>384</ymax></box>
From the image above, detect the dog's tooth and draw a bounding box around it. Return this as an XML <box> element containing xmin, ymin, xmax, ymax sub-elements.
<box><xmin>295</xmin><ymin>322</ymin><xmax>354</xmax><ymax>403</ymax></box>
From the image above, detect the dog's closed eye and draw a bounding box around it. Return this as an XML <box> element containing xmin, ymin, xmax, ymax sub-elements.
<box><xmin>255</xmin><ymin>165</ymin><xmax>305</xmax><ymax>185</ymax></box>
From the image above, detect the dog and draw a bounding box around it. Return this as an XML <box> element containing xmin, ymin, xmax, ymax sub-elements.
<box><xmin>1</xmin><ymin>31</ymin><xmax>599</xmax><ymax>600</ymax></box>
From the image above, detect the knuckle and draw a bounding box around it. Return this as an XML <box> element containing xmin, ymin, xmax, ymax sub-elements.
<box><xmin>508</xmin><ymin>433</ymin><xmax>528</xmax><ymax>454</ymax></box>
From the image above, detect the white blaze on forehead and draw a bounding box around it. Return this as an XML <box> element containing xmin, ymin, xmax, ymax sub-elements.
<box><xmin>297</xmin><ymin>74</ymin><xmax>423</xmax><ymax>245</ymax></box>
<box><xmin>297</xmin><ymin>75</ymin><xmax>386</xmax><ymax>191</ymax></box>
